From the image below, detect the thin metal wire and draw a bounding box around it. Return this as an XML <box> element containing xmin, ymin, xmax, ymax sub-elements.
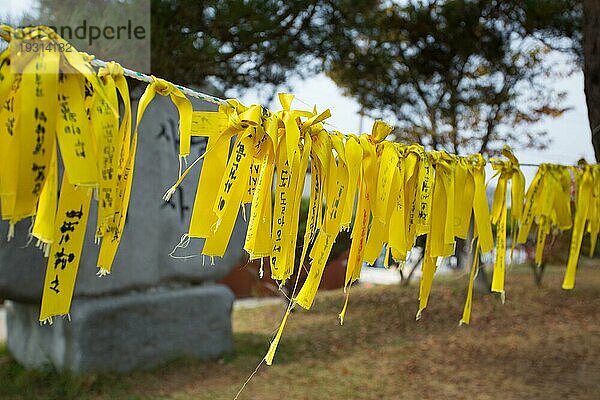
<box><xmin>520</xmin><ymin>162</ymin><xmax>578</xmax><ymax>168</ymax></box>
<box><xmin>520</xmin><ymin>163</ymin><xmax>546</xmax><ymax>167</ymax></box>
<box><xmin>293</xmin><ymin>96</ymin><xmax>345</xmax><ymax>132</ymax></box>
<box><xmin>89</xmin><ymin>58</ymin><xmax>584</xmax><ymax>169</ymax></box>
<box><xmin>92</xmin><ymin>57</ymin><xmax>350</xmax><ymax>132</ymax></box>
<box><xmin>90</xmin><ymin>58</ymin><xmax>230</xmax><ymax>107</ymax></box>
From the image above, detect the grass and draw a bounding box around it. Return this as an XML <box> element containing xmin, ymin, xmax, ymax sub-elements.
<box><xmin>1</xmin><ymin>261</ymin><xmax>599</xmax><ymax>399</ymax></box>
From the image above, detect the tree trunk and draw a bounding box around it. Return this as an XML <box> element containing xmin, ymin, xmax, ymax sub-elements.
<box><xmin>530</xmin><ymin>262</ymin><xmax>546</xmax><ymax>288</ymax></box>
<box><xmin>454</xmin><ymin>237</ymin><xmax>467</xmax><ymax>270</ymax></box>
<box><xmin>584</xmin><ymin>0</ymin><xmax>600</xmax><ymax>161</ymax></box>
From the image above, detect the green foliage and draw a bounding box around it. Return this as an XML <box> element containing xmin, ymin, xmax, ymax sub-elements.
<box><xmin>25</xmin><ymin>1</ymin><xmax>582</xmax><ymax>151</ymax></box>
<box><xmin>150</xmin><ymin>0</ymin><xmax>323</xmax><ymax>95</ymax></box>
<box><xmin>147</xmin><ymin>1</ymin><xmax>583</xmax><ymax>154</ymax></box>
<box><xmin>147</xmin><ymin>0</ymin><xmax>384</xmax><ymax>99</ymax></box>
<box><xmin>324</xmin><ymin>0</ymin><xmax>582</xmax><ymax>155</ymax></box>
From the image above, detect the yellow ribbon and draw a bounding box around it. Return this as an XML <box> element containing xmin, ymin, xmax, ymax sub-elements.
<box><xmin>563</xmin><ymin>165</ymin><xmax>595</xmax><ymax>289</ymax></box>
<box><xmin>31</xmin><ymin>142</ymin><xmax>58</xmax><ymax>255</ymax></box>
<box><xmin>39</xmin><ymin>175</ymin><xmax>92</xmax><ymax>322</ymax></box>
<box><xmin>187</xmin><ymin>105</ymin><xmax>239</xmax><ymax>239</ymax></box>
<box><xmin>460</xmin><ymin>154</ymin><xmax>493</xmax><ymax>324</ymax></box>
<box><xmin>96</xmin><ymin>77</ymin><xmax>163</xmax><ymax>274</ymax></box>
<box><xmin>244</xmin><ymin>113</ymin><xmax>278</xmax><ymax>259</ymax></box>
<box><xmin>429</xmin><ymin>151</ymin><xmax>456</xmax><ymax>257</ymax></box>
<box><xmin>388</xmin><ymin>145</ymin><xmax>408</xmax><ymax>260</ymax></box>
<box><xmin>296</xmin><ymin>131</ymin><xmax>346</xmax><ymax>309</ymax></box>
<box><xmin>12</xmin><ymin>48</ymin><xmax>60</xmax><ymax>222</ymax></box>
<box><xmin>202</xmin><ymin>105</ymin><xmax>262</xmax><ymax>257</ymax></box>
<box><xmin>0</xmin><ymin>56</ymin><xmax>22</xmax><ymax>222</ymax></box>
<box><xmin>94</xmin><ymin>62</ymin><xmax>130</xmax><ymax>238</ymax></box>
<box><xmin>4</xmin><ymin>25</ymin><xmax>600</xmax><ymax>362</ymax></box>
<box><xmin>489</xmin><ymin>147</ymin><xmax>524</xmax><ymax>299</ymax></box>
<box><xmin>341</xmin><ymin>135</ymin><xmax>363</xmax><ymax>230</ymax></box>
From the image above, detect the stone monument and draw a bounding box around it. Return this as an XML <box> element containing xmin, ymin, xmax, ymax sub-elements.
<box><xmin>0</xmin><ymin>93</ymin><xmax>246</xmax><ymax>372</ymax></box>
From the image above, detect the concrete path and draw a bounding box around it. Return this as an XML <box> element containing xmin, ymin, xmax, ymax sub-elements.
<box><xmin>0</xmin><ymin>306</ymin><xmax>5</xmax><ymax>343</ymax></box>
<box><xmin>359</xmin><ymin>266</ymin><xmax>403</xmax><ymax>285</ymax></box>
<box><xmin>233</xmin><ymin>297</ymin><xmax>284</xmax><ymax>310</ymax></box>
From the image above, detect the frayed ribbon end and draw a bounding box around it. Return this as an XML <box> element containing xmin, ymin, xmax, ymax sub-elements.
<box><xmin>7</xmin><ymin>223</ymin><xmax>15</xmax><ymax>241</ymax></box>
<box><xmin>415</xmin><ymin>309</ymin><xmax>423</xmax><ymax>321</ymax></box>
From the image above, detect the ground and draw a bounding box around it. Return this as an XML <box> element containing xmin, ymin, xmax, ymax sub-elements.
<box><xmin>0</xmin><ymin>261</ymin><xmax>599</xmax><ymax>400</ymax></box>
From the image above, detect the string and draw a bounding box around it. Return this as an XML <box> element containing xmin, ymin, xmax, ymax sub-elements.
<box><xmin>293</xmin><ymin>96</ymin><xmax>346</xmax><ymax>132</ymax></box>
<box><xmin>91</xmin><ymin>58</ymin><xmax>586</xmax><ymax>168</ymax></box>
<box><xmin>89</xmin><ymin>58</ymin><xmax>230</xmax><ymax>108</ymax></box>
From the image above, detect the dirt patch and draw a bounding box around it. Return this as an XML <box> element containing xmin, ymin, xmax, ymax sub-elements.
<box><xmin>1</xmin><ymin>262</ymin><xmax>599</xmax><ymax>400</ymax></box>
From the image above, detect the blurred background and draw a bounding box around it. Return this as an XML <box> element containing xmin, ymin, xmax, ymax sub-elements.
<box><xmin>1</xmin><ymin>1</ymin><xmax>599</xmax><ymax>399</ymax></box>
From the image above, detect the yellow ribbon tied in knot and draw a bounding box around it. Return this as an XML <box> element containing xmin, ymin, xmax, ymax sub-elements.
<box><xmin>562</xmin><ymin>163</ymin><xmax>598</xmax><ymax>289</ymax></box>
<box><xmin>489</xmin><ymin>146</ymin><xmax>525</xmax><ymax>301</ymax></box>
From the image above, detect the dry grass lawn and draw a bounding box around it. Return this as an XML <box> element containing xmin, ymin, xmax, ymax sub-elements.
<box><xmin>1</xmin><ymin>261</ymin><xmax>599</xmax><ymax>399</ymax></box>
